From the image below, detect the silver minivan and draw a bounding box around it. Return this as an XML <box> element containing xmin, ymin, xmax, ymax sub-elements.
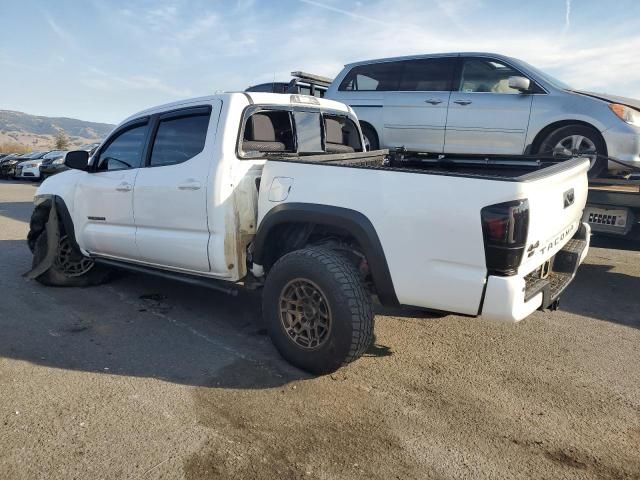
<box><xmin>325</xmin><ymin>52</ymin><xmax>640</xmax><ymax>176</ymax></box>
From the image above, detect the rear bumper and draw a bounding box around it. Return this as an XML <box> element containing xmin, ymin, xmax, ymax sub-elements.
<box><xmin>480</xmin><ymin>222</ymin><xmax>590</xmax><ymax>323</ymax></box>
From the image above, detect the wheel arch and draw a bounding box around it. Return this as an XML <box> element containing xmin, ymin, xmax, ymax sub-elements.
<box><xmin>30</xmin><ymin>195</ymin><xmax>80</xmax><ymax>252</ymax></box>
<box><xmin>528</xmin><ymin>120</ymin><xmax>608</xmax><ymax>155</ymax></box>
<box><xmin>253</xmin><ymin>203</ymin><xmax>398</xmax><ymax>305</ymax></box>
<box><xmin>358</xmin><ymin>121</ymin><xmax>379</xmax><ymax>148</ymax></box>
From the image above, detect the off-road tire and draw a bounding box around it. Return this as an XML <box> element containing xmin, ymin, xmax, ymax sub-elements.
<box><xmin>538</xmin><ymin>124</ymin><xmax>607</xmax><ymax>178</ymax></box>
<box><xmin>262</xmin><ymin>246</ymin><xmax>374</xmax><ymax>374</ymax></box>
<box><xmin>32</xmin><ymin>227</ymin><xmax>111</xmax><ymax>287</ymax></box>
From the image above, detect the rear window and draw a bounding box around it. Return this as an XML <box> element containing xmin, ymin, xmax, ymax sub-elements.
<box><xmin>338</xmin><ymin>61</ymin><xmax>403</xmax><ymax>91</ymax></box>
<box><xmin>239</xmin><ymin>109</ymin><xmax>363</xmax><ymax>157</ymax></box>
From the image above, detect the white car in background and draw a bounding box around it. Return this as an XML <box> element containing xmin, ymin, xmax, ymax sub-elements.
<box><xmin>326</xmin><ymin>52</ymin><xmax>640</xmax><ymax>177</ymax></box>
<box><xmin>14</xmin><ymin>151</ymin><xmax>53</xmax><ymax>180</ymax></box>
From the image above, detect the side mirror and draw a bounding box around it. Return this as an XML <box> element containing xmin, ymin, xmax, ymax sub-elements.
<box><xmin>64</xmin><ymin>150</ymin><xmax>89</xmax><ymax>171</ymax></box>
<box><xmin>508</xmin><ymin>76</ymin><xmax>531</xmax><ymax>92</ymax></box>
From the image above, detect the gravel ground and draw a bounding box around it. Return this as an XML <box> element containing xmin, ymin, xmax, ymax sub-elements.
<box><xmin>1</xmin><ymin>179</ymin><xmax>639</xmax><ymax>480</ymax></box>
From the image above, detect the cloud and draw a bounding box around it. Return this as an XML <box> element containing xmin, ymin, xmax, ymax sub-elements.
<box><xmin>44</xmin><ymin>14</ymin><xmax>77</xmax><ymax>48</ymax></box>
<box><xmin>298</xmin><ymin>0</ymin><xmax>388</xmax><ymax>25</ymax></box>
<box><xmin>82</xmin><ymin>68</ymin><xmax>192</xmax><ymax>97</ymax></box>
<box><xmin>563</xmin><ymin>0</ymin><xmax>572</xmax><ymax>33</ymax></box>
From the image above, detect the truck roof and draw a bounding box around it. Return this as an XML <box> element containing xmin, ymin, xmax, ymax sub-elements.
<box><xmin>122</xmin><ymin>92</ymin><xmax>351</xmax><ymax>125</ymax></box>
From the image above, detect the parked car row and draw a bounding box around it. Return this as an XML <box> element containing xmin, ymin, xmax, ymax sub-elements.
<box><xmin>0</xmin><ymin>143</ymin><xmax>99</xmax><ymax>181</ymax></box>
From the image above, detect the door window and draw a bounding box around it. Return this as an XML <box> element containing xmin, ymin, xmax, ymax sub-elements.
<box><xmin>338</xmin><ymin>62</ymin><xmax>403</xmax><ymax>91</ymax></box>
<box><xmin>459</xmin><ymin>58</ymin><xmax>523</xmax><ymax>94</ymax></box>
<box><xmin>398</xmin><ymin>58</ymin><xmax>455</xmax><ymax>91</ymax></box>
<box><xmin>97</xmin><ymin>123</ymin><xmax>148</xmax><ymax>171</ymax></box>
<box><xmin>150</xmin><ymin>113</ymin><xmax>210</xmax><ymax>167</ymax></box>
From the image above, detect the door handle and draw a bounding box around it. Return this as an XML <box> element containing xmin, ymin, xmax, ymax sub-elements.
<box><xmin>425</xmin><ymin>98</ymin><xmax>443</xmax><ymax>105</ymax></box>
<box><xmin>454</xmin><ymin>100</ymin><xmax>472</xmax><ymax>105</ymax></box>
<box><xmin>115</xmin><ymin>182</ymin><xmax>132</xmax><ymax>192</ymax></box>
<box><xmin>178</xmin><ymin>181</ymin><xmax>202</xmax><ymax>191</ymax></box>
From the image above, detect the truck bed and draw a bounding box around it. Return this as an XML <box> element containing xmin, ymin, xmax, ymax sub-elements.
<box><xmin>267</xmin><ymin>150</ymin><xmax>584</xmax><ymax>182</ymax></box>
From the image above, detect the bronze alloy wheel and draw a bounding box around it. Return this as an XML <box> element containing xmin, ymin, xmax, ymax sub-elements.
<box><xmin>279</xmin><ymin>278</ymin><xmax>332</xmax><ymax>350</ymax></box>
<box><xmin>55</xmin><ymin>235</ymin><xmax>95</xmax><ymax>277</ymax></box>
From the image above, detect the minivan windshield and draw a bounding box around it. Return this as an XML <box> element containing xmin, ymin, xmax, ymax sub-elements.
<box><xmin>515</xmin><ymin>60</ymin><xmax>573</xmax><ymax>90</ymax></box>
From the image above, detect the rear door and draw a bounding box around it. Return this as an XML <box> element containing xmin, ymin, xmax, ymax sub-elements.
<box><xmin>133</xmin><ymin>103</ymin><xmax>220</xmax><ymax>272</ymax></box>
<box><xmin>382</xmin><ymin>57</ymin><xmax>456</xmax><ymax>152</ymax></box>
<box><xmin>74</xmin><ymin>119</ymin><xmax>149</xmax><ymax>260</ymax></box>
<box><xmin>445</xmin><ymin>56</ymin><xmax>533</xmax><ymax>154</ymax></box>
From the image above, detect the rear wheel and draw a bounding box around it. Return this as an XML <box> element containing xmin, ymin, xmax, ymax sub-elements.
<box><xmin>32</xmin><ymin>229</ymin><xmax>111</xmax><ymax>287</ymax></box>
<box><xmin>538</xmin><ymin>125</ymin><xmax>607</xmax><ymax>178</ymax></box>
<box><xmin>360</xmin><ymin>123</ymin><xmax>379</xmax><ymax>151</ymax></box>
<box><xmin>262</xmin><ymin>247</ymin><xmax>374</xmax><ymax>374</ymax></box>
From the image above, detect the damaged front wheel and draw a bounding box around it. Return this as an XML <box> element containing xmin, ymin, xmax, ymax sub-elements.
<box><xmin>31</xmin><ymin>227</ymin><xmax>111</xmax><ymax>287</ymax></box>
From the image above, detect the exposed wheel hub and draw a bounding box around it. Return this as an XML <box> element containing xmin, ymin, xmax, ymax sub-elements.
<box><xmin>55</xmin><ymin>235</ymin><xmax>94</xmax><ymax>277</ymax></box>
<box><xmin>279</xmin><ymin>278</ymin><xmax>332</xmax><ymax>350</ymax></box>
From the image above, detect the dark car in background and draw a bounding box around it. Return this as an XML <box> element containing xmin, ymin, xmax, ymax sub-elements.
<box><xmin>1</xmin><ymin>152</ymin><xmax>33</xmax><ymax>178</ymax></box>
<box><xmin>39</xmin><ymin>143</ymin><xmax>100</xmax><ymax>179</ymax></box>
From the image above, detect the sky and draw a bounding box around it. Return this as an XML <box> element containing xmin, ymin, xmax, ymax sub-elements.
<box><xmin>1</xmin><ymin>0</ymin><xmax>640</xmax><ymax>125</ymax></box>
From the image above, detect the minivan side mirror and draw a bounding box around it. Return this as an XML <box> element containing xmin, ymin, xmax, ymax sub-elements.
<box><xmin>508</xmin><ymin>76</ymin><xmax>531</xmax><ymax>92</ymax></box>
<box><xmin>64</xmin><ymin>150</ymin><xmax>89</xmax><ymax>171</ymax></box>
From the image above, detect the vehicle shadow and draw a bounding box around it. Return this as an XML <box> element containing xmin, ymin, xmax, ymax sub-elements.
<box><xmin>0</xmin><ymin>237</ymin><xmax>312</xmax><ymax>389</ymax></box>
<box><xmin>590</xmin><ymin>232</ymin><xmax>640</xmax><ymax>252</ymax></box>
<box><xmin>0</xmin><ymin>238</ymin><xmax>397</xmax><ymax>389</ymax></box>
<box><xmin>562</xmin><ymin>262</ymin><xmax>640</xmax><ymax>330</ymax></box>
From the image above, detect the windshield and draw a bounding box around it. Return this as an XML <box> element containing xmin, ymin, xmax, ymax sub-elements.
<box><xmin>43</xmin><ymin>151</ymin><xmax>63</xmax><ymax>159</ymax></box>
<box><xmin>516</xmin><ymin>60</ymin><xmax>573</xmax><ymax>90</ymax></box>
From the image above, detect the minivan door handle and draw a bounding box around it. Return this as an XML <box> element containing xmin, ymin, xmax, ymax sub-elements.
<box><xmin>425</xmin><ymin>98</ymin><xmax>443</xmax><ymax>105</ymax></box>
<box><xmin>178</xmin><ymin>181</ymin><xmax>202</xmax><ymax>191</ymax></box>
<box><xmin>115</xmin><ymin>182</ymin><xmax>132</xmax><ymax>192</ymax></box>
<box><xmin>454</xmin><ymin>99</ymin><xmax>472</xmax><ymax>106</ymax></box>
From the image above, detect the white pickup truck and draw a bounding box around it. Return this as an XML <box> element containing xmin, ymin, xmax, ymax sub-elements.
<box><xmin>28</xmin><ymin>92</ymin><xmax>590</xmax><ymax>373</ymax></box>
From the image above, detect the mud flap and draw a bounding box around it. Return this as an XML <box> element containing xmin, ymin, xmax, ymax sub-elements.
<box><xmin>23</xmin><ymin>201</ymin><xmax>60</xmax><ymax>280</ymax></box>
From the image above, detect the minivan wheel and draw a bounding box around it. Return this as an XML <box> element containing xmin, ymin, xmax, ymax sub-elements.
<box><xmin>538</xmin><ymin>125</ymin><xmax>607</xmax><ymax>178</ymax></box>
<box><xmin>262</xmin><ymin>247</ymin><xmax>374</xmax><ymax>374</ymax></box>
<box><xmin>360</xmin><ymin>123</ymin><xmax>379</xmax><ymax>151</ymax></box>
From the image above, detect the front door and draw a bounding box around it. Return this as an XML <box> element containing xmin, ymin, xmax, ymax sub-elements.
<box><xmin>133</xmin><ymin>104</ymin><xmax>218</xmax><ymax>272</ymax></box>
<box><xmin>74</xmin><ymin>119</ymin><xmax>149</xmax><ymax>260</ymax></box>
<box><xmin>382</xmin><ymin>57</ymin><xmax>456</xmax><ymax>153</ymax></box>
<box><xmin>444</xmin><ymin>57</ymin><xmax>534</xmax><ymax>155</ymax></box>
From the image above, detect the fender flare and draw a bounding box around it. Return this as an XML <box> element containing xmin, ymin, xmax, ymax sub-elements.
<box><xmin>253</xmin><ymin>203</ymin><xmax>399</xmax><ymax>306</ymax></box>
<box><xmin>32</xmin><ymin>195</ymin><xmax>81</xmax><ymax>252</ymax></box>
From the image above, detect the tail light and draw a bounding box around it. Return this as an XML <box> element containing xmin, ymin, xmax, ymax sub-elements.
<box><xmin>481</xmin><ymin>199</ymin><xmax>529</xmax><ymax>276</ymax></box>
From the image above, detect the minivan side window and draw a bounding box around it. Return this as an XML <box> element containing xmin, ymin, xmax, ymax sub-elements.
<box><xmin>150</xmin><ymin>113</ymin><xmax>210</xmax><ymax>167</ymax></box>
<box><xmin>338</xmin><ymin>62</ymin><xmax>403</xmax><ymax>91</ymax></box>
<box><xmin>398</xmin><ymin>58</ymin><xmax>455</xmax><ymax>91</ymax></box>
<box><xmin>459</xmin><ymin>58</ymin><xmax>522</xmax><ymax>94</ymax></box>
<box><xmin>97</xmin><ymin>123</ymin><xmax>148</xmax><ymax>171</ymax></box>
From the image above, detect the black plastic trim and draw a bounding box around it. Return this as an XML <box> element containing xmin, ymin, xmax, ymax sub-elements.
<box><xmin>93</xmin><ymin>258</ymin><xmax>239</xmax><ymax>296</ymax></box>
<box><xmin>253</xmin><ymin>203</ymin><xmax>399</xmax><ymax>305</ymax></box>
<box><xmin>51</xmin><ymin>196</ymin><xmax>81</xmax><ymax>252</ymax></box>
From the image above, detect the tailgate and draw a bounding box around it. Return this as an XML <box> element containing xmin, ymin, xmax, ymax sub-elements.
<box><xmin>518</xmin><ymin>158</ymin><xmax>589</xmax><ymax>275</ymax></box>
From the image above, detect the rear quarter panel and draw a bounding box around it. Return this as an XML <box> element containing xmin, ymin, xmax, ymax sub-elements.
<box><xmin>259</xmin><ymin>162</ymin><xmax>527</xmax><ymax>315</ymax></box>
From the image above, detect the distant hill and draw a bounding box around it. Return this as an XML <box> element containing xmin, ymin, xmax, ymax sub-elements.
<box><xmin>0</xmin><ymin>110</ymin><xmax>115</xmax><ymax>152</ymax></box>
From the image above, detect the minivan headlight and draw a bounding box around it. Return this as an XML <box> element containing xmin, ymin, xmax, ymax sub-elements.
<box><xmin>609</xmin><ymin>103</ymin><xmax>640</xmax><ymax>127</ymax></box>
